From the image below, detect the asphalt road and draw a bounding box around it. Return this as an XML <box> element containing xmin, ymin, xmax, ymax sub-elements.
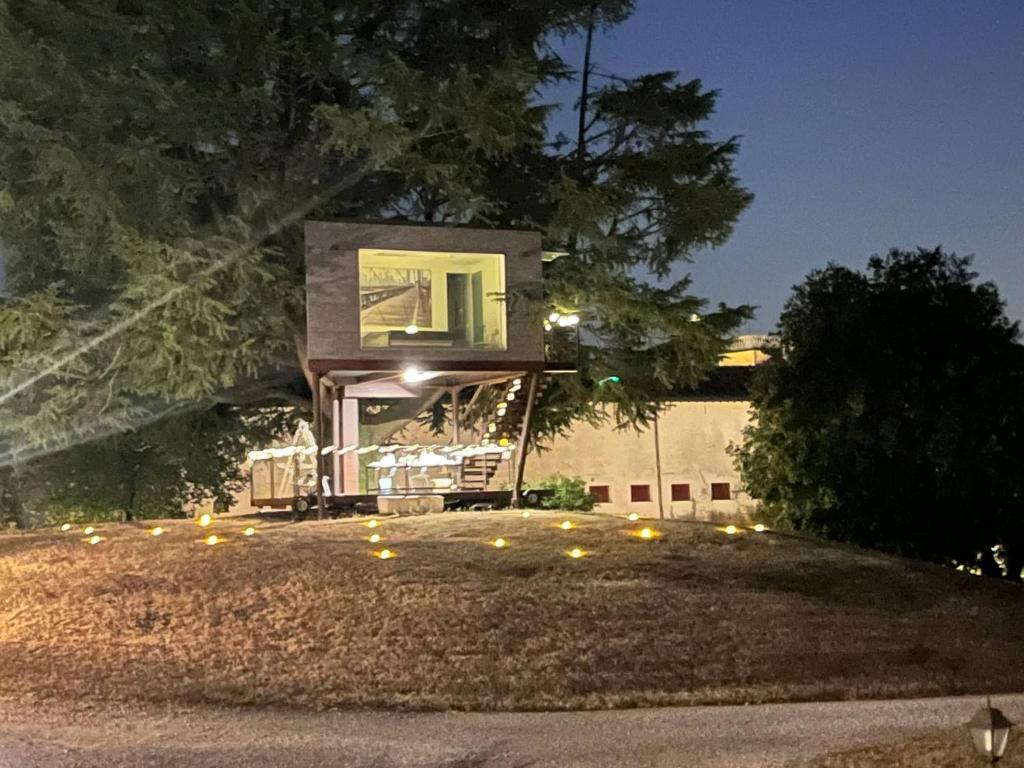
<box><xmin>1</xmin><ymin>694</ymin><xmax>1020</xmax><ymax>768</ymax></box>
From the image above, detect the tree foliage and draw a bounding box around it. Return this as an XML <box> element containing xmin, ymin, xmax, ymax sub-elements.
<box><xmin>734</xmin><ymin>247</ymin><xmax>1024</xmax><ymax>580</ymax></box>
<box><xmin>0</xmin><ymin>1</ymin><xmax>752</xmax><ymax>521</ymax></box>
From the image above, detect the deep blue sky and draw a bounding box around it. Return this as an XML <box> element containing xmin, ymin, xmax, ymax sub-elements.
<box><xmin>549</xmin><ymin>0</ymin><xmax>1024</xmax><ymax>332</ymax></box>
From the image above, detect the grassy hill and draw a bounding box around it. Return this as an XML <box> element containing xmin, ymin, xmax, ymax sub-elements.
<box><xmin>0</xmin><ymin>511</ymin><xmax>1022</xmax><ymax>711</ymax></box>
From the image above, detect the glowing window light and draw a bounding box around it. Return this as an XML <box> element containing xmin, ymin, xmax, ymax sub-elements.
<box><xmin>753</xmin><ymin>524</ymin><xmax>767</xmax><ymax>533</ymax></box>
<box><xmin>87</xmin><ymin>535</ymin><xmax>102</xmax><ymax>545</ymax></box>
<box><xmin>151</xmin><ymin>527</ymin><xmax>164</xmax><ymax>537</ymax></box>
<box><xmin>559</xmin><ymin>520</ymin><xmax>575</xmax><ymax>531</ymax></box>
<box><xmin>368</xmin><ymin>533</ymin><xmax>382</xmax><ymax>544</ymax></box>
<box><xmin>404</xmin><ymin>324</ymin><xmax>419</xmax><ymax>335</ymax></box>
<box><xmin>375</xmin><ymin>548</ymin><xmax>395</xmax><ymax>560</ymax></box>
<box><xmin>366</xmin><ymin>519</ymin><xmax>380</xmax><ymax>529</ymax></box>
<box><xmin>521</xmin><ymin>510</ymin><xmax>531</xmax><ymax>519</ymax></box>
<box><xmin>567</xmin><ymin>547</ymin><xmax>586</xmax><ymax>559</ymax></box>
<box><xmin>60</xmin><ymin>523</ymin><xmax>71</xmax><ymax>532</ymax></box>
<box><xmin>724</xmin><ymin>525</ymin><xmax>737</xmax><ymax>535</ymax></box>
<box><xmin>627</xmin><ymin>512</ymin><xmax>639</xmax><ymax>522</ymax></box>
<box><xmin>243</xmin><ymin>527</ymin><xmax>256</xmax><ymax>537</ymax></box>
<box><xmin>83</xmin><ymin>526</ymin><xmax>95</xmax><ymax>535</ymax></box>
<box><xmin>493</xmin><ymin>538</ymin><xmax>508</xmax><ymax>549</ymax></box>
<box><xmin>198</xmin><ymin>513</ymin><xmax>212</xmax><ymax>527</ymax></box>
<box><xmin>205</xmin><ymin>535</ymin><xmax>220</xmax><ymax>546</ymax></box>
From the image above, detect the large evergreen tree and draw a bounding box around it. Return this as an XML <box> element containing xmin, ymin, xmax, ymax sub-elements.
<box><xmin>734</xmin><ymin>248</ymin><xmax>1024</xmax><ymax>580</ymax></box>
<box><xmin>0</xmin><ymin>1</ymin><xmax>752</xmax><ymax>522</ymax></box>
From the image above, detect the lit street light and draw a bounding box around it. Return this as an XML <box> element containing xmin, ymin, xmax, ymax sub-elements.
<box><xmin>969</xmin><ymin>698</ymin><xmax>1013</xmax><ymax>763</ymax></box>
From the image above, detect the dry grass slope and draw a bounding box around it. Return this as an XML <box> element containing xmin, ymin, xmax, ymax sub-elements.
<box><xmin>808</xmin><ymin>728</ymin><xmax>1024</xmax><ymax>767</ymax></box>
<box><xmin>0</xmin><ymin>511</ymin><xmax>1022</xmax><ymax>711</ymax></box>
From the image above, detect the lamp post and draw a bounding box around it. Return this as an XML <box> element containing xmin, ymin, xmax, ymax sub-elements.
<box><xmin>969</xmin><ymin>698</ymin><xmax>1013</xmax><ymax>763</ymax></box>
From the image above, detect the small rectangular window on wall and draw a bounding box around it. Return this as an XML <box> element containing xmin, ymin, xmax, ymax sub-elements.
<box><xmin>589</xmin><ymin>485</ymin><xmax>610</xmax><ymax>504</ymax></box>
<box><xmin>671</xmin><ymin>483</ymin><xmax>691</xmax><ymax>501</ymax></box>
<box><xmin>711</xmin><ymin>482</ymin><xmax>731</xmax><ymax>501</ymax></box>
<box><xmin>630</xmin><ymin>484</ymin><xmax>651</xmax><ymax>502</ymax></box>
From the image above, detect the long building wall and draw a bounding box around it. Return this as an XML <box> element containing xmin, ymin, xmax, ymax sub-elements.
<box><xmin>524</xmin><ymin>400</ymin><xmax>755</xmax><ymax>521</ymax></box>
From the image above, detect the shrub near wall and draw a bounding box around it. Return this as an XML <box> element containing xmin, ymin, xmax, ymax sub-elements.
<box><xmin>538</xmin><ymin>474</ymin><xmax>595</xmax><ymax>511</ymax></box>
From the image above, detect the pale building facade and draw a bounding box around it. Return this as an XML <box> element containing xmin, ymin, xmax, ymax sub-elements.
<box><xmin>525</xmin><ymin>397</ymin><xmax>755</xmax><ymax>521</ymax></box>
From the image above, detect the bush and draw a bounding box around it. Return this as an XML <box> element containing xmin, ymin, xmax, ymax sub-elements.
<box><xmin>537</xmin><ymin>474</ymin><xmax>595</xmax><ymax>511</ymax></box>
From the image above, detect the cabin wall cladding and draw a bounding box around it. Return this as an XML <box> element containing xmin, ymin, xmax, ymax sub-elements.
<box><xmin>304</xmin><ymin>221</ymin><xmax>546</xmax><ymax>369</ymax></box>
<box><xmin>524</xmin><ymin>400</ymin><xmax>756</xmax><ymax>521</ymax></box>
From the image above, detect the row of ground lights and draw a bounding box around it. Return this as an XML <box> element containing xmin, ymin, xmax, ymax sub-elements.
<box><xmin>59</xmin><ymin>514</ymin><xmax>258</xmax><ymax>546</ymax></box>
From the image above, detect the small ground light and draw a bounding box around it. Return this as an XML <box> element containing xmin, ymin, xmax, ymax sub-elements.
<box><xmin>368</xmin><ymin>533</ymin><xmax>382</xmax><ymax>543</ymax></box>
<box><xmin>150</xmin><ymin>527</ymin><xmax>164</xmax><ymax>537</ymax></box>
<box><xmin>521</xmin><ymin>510</ymin><xmax>531</xmax><ymax>519</ymax></box>
<box><xmin>366</xmin><ymin>519</ymin><xmax>380</xmax><ymax>529</ymax></box>
<box><xmin>60</xmin><ymin>523</ymin><xmax>71</xmax><ymax>532</ymax></box>
<box><xmin>560</xmin><ymin>520</ymin><xmax>575</xmax><ymax>530</ymax></box>
<box><xmin>404</xmin><ymin>324</ymin><xmax>419</xmax><ymax>335</ymax></box>
<box><xmin>198</xmin><ymin>513</ymin><xmax>212</xmax><ymax>527</ymax></box>
<box><xmin>376</xmin><ymin>548</ymin><xmax>395</xmax><ymax>560</ymax></box>
<box><xmin>87</xmin><ymin>535</ymin><xmax>102</xmax><ymax>545</ymax></box>
<box><xmin>753</xmin><ymin>524</ymin><xmax>767</xmax><ymax>533</ymax></box>
<box><xmin>205</xmin><ymin>534</ymin><xmax>220</xmax><ymax>546</ymax></box>
<box><xmin>83</xmin><ymin>526</ymin><xmax>95</xmax><ymax>535</ymax></box>
<box><xmin>627</xmin><ymin>512</ymin><xmax>639</xmax><ymax>522</ymax></box>
<box><xmin>243</xmin><ymin>527</ymin><xmax>255</xmax><ymax>537</ymax></box>
<box><xmin>493</xmin><ymin>538</ymin><xmax>508</xmax><ymax>549</ymax></box>
<box><xmin>567</xmin><ymin>547</ymin><xmax>586</xmax><ymax>559</ymax></box>
<box><xmin>639</xmin><ymin>528</ymin><xmax>655</xmax><ymax>540</ymax></box>
<box><xmin>725</xmin><ymin>525</ymin><xmax>738</xmax><ymax>535</ymax></box>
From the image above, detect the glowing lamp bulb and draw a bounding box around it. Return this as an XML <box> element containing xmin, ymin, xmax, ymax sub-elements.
<box><xmin>377</xmin><ymin>548</ymin><xmax>394</xmax><ymax>560</ymax></box>
<box><xmin>198</xmin><ymin>514</ymin><xmax>212</xmax><ymax>527</ymax></box>
<box><xmin>753</xmin><ymin>524</ymin><xmax>766</xmax><ymax>533</ymax></box>
<box><xmin>87</xmin><ymin>535</ymin><xmax>102</xmax><ymax>545</ymax></box>
<box><xmin>507</xmin><ymin>392</ymin><xmax>516</xmax><ymax>401</ymax></box>
<box><xmin>151</xmin><ymin>527</ymin><xmax>164</xmax><ymax>537</ymax></box>
<box><xmin>83</xmin><ymin>526</ymin><xmax>95</xmax><ymax>535</ymax></box>
<box><xmin>243</xmin><ymin>527</ymin><xmax>256</xmax><ymax>537</ymax></box>
<box><xmin>560</xmin><ymin>520</ymin><xmax>574</xmax><ymax>531</ymax></box>
<box><xmin>60</xmin><ymin>523</ymin><xmax>71</xmax><ymax>532</ymax></box>
<box><xmin>627</xmin><ymin>512</ymin><xmax>639</xmax><ymax>522</ymax></box>
<box><xmin>366</xmin><ymin>519</ymin><xmax>379</xmax><ymax>529</ymax></box>
<box><xmin>493</xmin><ymin>538</ymin><xmax>508</xmax><ymax>549</ymax></box>
<box><xmin>548</xmin><ymin>312</ymin><xmax>561</xmax><ymax>322</ymax></box>
<box><xmin>205</xmin><ymin>535</ymin><xmax>220</xmax><ymax>546</ymax></box>
<box><xmin>568</xmin><ymin>547</ymin><xmax>585</xmax><ymax>559</ymax></box>
<box><xmin>544</xmin><ymin>322</ymin><xmax>552</xmax><ymax>331</ymax></box>
<box><xmin>404</xmin><ymin>324</ymin><xmax>419</xmax><ymax>335</ymax></box>
<box><xmin>725</xmin><ymin>525</ymin><xmax>737</xmax><ymax>535</ymax></box>
<box><xmin>639</xmin><ymin>528</ymin><xmax>654</xmax><ymax>540</ymax></box>
<box><xmin>368</xmin><ymin>533</ymin><xmax>381</xmax><ymax>543</ymax></box>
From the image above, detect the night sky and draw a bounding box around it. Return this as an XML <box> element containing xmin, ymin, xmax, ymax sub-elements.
<box><xmin>549</xmin><ymin>0</ymin><xmax>1024</xmax><ymax>331</ymax></box>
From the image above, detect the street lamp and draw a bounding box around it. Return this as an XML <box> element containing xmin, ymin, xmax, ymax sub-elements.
<box><xmin>969</xmin><ymin>698</ymin><xmax>1013</xmax><ymax>763</ymax></box>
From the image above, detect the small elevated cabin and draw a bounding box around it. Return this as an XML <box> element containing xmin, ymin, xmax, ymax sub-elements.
<box><xmin>250</xmin><ymin>221</ymin><xmax>577</xmax><ymax>516</ymax></box>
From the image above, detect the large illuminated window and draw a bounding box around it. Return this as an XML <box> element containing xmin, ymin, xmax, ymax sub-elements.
<box><xmin>358</xmin><ymin>249</ymin><xmax>507</xmax><ymax>350</ymax></box>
